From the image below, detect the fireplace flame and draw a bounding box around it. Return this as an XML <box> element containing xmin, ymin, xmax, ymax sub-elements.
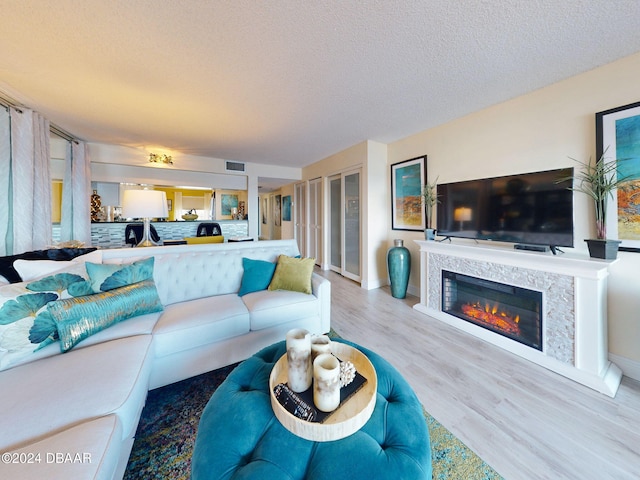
<box><xmin>461</xmin><ymin>302</ymin><xmax>521</xmax><ymax>335</ymax></box>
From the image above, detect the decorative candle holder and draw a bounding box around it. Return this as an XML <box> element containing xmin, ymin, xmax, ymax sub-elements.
<box><xmin>285</xmin><ymin>328</ymin><xmax>312</xmax><ymax>393</ymax></box>
<box><xmin>313</xmin><ymin>353</ymin><xmax>341</xmax><ymax>412</ymax></box>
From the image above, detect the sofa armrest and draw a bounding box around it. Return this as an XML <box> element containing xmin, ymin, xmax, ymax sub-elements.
<box><xmin>311</xmin><ymin>273</ymin><xmax>331</xmax><ymax>334</ymax></box>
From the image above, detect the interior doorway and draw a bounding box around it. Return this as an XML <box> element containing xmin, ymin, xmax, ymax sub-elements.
<box><xmin>294</xmin><ymin>182</ymin><xmax>306</xmax><ymax>257</ymax></box>
<box><xmin>294</xmin><ymin>178</ymin><xmax>322</xmax><ymax>265</ymax></box>
<box><xmin>329</xmin><ymin>168</ymin><xmax>361</xmax><ymax>282</ymax></box>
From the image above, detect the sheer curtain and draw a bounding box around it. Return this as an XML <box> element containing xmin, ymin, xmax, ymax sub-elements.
<box><xmin>60</xmin><ymin>140</ymin><xmax>91</xmax><ymax>245</ymax></box>
<box><xmin>0</xmin><ymin>107</ymin><xmax>53</xmax><ymax>256</ymax></box>
<box><xmin>0</xmin><ymin>107</ymin><xmax>9</xmax><ymax>255</ymax></box>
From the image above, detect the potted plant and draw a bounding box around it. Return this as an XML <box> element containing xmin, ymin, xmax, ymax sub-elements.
<box><xmin>421</xmin><ymin>177</ymin><xmax>439</xmax><ymax>240</ymax></box>
<box><xmin>560</xmin><ymin>148</ymin><xmax>629</xmax><ymax>259</ymax></box>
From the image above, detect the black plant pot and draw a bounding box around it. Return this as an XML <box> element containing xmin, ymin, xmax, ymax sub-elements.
<box><xmin>585</xmin><ymin>239</ymin><xmax>622</xmax><ymax>260</ymax></box>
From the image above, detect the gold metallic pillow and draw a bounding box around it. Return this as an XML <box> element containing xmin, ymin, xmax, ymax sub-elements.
<box><xmin>47</xmin><ymin>279</ymin><xmax>163</xmax><ymax>352</ymax></box>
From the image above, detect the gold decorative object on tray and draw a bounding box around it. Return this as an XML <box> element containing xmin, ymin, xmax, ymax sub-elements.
<box><xmin>269</xmin><ymin>342</ymin><xmax>377</xmax><ymax>442</ymax></box>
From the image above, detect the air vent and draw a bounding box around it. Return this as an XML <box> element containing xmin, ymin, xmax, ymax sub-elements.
<box><xmin>226</xmin><ymin>161</ymin><xmax>245</xmax><ymax>172</ymax></box>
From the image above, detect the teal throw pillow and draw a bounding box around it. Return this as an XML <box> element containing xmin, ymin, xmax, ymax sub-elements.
<box><xmin>85</xmin><ymin>257</ymin><xmax>155</xmax><ymax>293</ymax></box>
<box><xmin>238</xmin><ymin>258</ymin><xmax>277</xmax><ymax>296</ymax></box>
<box><xmin>48</xmin><ymin>279</ymin><xmax>163</xmax><ymax>352</ymax></box>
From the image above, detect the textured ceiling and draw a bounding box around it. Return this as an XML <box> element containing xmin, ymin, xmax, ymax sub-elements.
<box><xmin>2</xmin><ymin>0</ymin><xmax>640</xmax><ymax>168</ymax></box>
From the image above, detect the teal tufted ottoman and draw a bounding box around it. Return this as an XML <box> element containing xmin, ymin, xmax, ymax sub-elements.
<box><xmin>192</xmin><ymin>338</ymin><xmax>431</xmax><ymax>479</ymax></box>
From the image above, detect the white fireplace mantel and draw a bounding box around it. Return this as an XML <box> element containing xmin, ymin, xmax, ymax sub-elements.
<box><xmin>413</xmin><ymin>240</ymin><xmax>623</xmax><ymax>397</ymax></box>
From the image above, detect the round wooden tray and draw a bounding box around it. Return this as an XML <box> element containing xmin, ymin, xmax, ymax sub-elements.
<box><xmin>269</xmin><ymin>342</ymin><xmax>377</xmax><ymax>442</ymax></box>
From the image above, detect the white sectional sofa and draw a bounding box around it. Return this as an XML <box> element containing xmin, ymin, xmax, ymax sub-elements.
<box><xmin>0</xmin><ymin>239</ymin><xmax>330</xmax><ymax>480</ymax></box>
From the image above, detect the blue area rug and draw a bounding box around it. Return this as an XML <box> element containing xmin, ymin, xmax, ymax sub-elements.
<box><xmin>124</xmin><ymin>362</ymin><xmax>502</xmax><ymax>479</ymax></box>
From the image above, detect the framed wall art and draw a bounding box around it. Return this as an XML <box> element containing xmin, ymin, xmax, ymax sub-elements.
<box><xmin>221</xmin><ymin>194</ymin><xmax>238</xmax><ymax>216</ymax></box>
<box><xmin>596</xmin><ymin>101</ymin><xmax>640</xmax><ymax>252</ymax></box>
<box><xmin>282</xmin><ymin>195</ymin><xmax>291</xmax><ymax>221</ymax></box>
<box><xmin>391</xmin><ymin>155</ymin><xmax>426</xmax><ymax>231</ymax></box>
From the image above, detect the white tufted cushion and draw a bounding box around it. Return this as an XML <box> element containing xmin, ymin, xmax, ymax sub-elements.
<box><xmin>101</xmin><ymin>240</ymin><xmax>301</xmax><ymax>306</ymax></box>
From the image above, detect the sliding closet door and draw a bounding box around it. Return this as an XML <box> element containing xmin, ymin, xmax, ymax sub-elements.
<box><xmin>343</xmin><ymin>170</ymin><xmax>360</xmax><ymax>279</ymax></box>
<box><xmin>329</xmin><ymin>169</ymin><xmax>361</xmax><ymax>282</ymax></box>
<box><xmin>329</xmin><ymin>175</ymin><xmax>342</xmax><ymax>272</ymax></box>
<box><xmin>308</xmin><ymin>178</ymin><xmax>322</xmax><ymax>265</ymax></box>
<box><xmin>294</xmin><ymin>181</ymin><xmax>306</xmax><ymax>257</ymax></box>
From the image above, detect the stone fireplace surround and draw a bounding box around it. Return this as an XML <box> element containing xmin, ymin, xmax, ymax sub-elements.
<box><xmin>413</xmin><ymin>240</ymin><xmax>622</xmax><ymax>397</ymax></box>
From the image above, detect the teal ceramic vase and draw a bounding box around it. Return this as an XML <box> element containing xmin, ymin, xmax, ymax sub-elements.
<box><xmin>387</xmin><ymin>239</ymin><xmax>411</xmax><ymax>299</ymax></box>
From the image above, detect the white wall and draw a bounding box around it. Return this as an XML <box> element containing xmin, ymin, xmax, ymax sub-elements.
<box><xmin>387</xmin><ymin>51</ymin><xmax>640</xmax><ymax>365</ymax></box>
<box><xmin>363</xmin><ymin>141</ymin><xmax>390</xmax><ymax>289</ymax></box>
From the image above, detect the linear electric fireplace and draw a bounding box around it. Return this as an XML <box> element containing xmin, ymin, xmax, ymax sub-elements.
<box><xmin>442</xmin><ymin>270</ymin><xmax>543</xmax><ymax>351</ymax></box>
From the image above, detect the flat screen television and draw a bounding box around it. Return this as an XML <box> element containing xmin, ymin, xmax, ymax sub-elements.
<box><xmin>436</xmin><ymin>168</ymin><xmax>574</xmax><ymax>250</ymax></box>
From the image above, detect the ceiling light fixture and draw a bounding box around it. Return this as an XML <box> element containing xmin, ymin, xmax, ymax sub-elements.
<box><xmin>149</xmin><ymin>153</ymin><xmax>173</xmax><ymax>165</ymax></box>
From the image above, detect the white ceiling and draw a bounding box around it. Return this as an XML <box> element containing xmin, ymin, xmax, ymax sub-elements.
<box><xmin>2</xmin><ymin>1</ymin><xmax>640</xmax><ymax>169</ymax></box>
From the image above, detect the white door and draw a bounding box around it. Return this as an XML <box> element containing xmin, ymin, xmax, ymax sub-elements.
<box><xmin>308</xmin><ymin>178</ymin><xmax>322</xmax><ymax>265</ymax></box>
<box><xmin>329</xmin><ymin>174</ymin><xmax>342</xmax><ymax>273</ymax></box>
<box><xmin>329</xmin><ymin>169</ymin><xmax>361</xmax><ymax>282</ymax></box>
<box><xmin>294</xmin><ymin>182</ymin><xmax>306</xmax><ymax>257</ymax></box>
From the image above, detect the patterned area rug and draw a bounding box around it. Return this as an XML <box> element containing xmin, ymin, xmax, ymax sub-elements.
<box><xmin>125</xmin><ymin>357</ymin><xmax>503</xmax><ymax>480</ymax></box>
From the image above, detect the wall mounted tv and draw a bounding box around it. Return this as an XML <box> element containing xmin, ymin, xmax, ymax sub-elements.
<box><xmin>436</xmin><ymin>168</ymin><xmax>574</xmax><ymax>250</ymax></box>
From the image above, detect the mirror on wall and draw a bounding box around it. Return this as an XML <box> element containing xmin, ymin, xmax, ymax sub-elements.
<box><xmin>52</xmin><ymin>181</ymin><xmax>249</xmax><ymax>223</ymax></box>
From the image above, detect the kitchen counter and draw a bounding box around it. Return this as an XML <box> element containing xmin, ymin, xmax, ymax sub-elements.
<box><xmin>52</xmin><ymin>220</ymin><xmax>249</xmax><ymax>249</ymax></box>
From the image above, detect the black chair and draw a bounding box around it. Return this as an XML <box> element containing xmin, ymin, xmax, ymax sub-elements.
<box><xmin>125</xmin><ymin>223</ymin><xmax>160</xmax><ymax>247</ymax></box>
<box><xmin>196</xmin><ymin>222</ymin><xmax>222</xmax><ymax>237</ymax></box>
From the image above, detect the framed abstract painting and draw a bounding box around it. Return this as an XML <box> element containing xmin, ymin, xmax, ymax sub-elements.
<box><xmin>391</xmin><ymin>155</ymin><xmax>426</xmax><ymax>231</ymax></box>
<box><xmin>282</xmin><ymin>195</ymin><xmax>291</xmax><ymax>221</ymax></box>
<box><xmin>596</xmin><ymin>101</ymin><xmax>640</xmax><ymax>252</ymax></box>
<box><xmin>221</xmin><ymin>194</ymin><xmax>238</xmax><ymax>216</ymax></box>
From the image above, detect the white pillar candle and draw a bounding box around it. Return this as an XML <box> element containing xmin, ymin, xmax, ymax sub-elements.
<box><xmin>310</xmin><ymin>334</ymin><xmax>332</xmax><ymax>360</ymax></box>
<box><xmin>313</xmin><ymin>353</ymin><xmax>341</xmax><ymax>412</ymax></box>
<box><xmin>286</xmin><ymin>328</ymin><xmax>312</xmax><ymax>393</ymax></box>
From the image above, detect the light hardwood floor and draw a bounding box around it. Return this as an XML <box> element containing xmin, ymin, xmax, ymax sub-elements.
<box><xmin>320</xmin><ymin>269</ymin><xmax>640</xmax><ymax>480</ymax></box>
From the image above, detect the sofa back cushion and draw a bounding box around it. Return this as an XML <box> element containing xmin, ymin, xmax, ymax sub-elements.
<box><xmin>101</xmin><ymin>240</ymin><xmax>302</xmax><ymax>306</ymax></box>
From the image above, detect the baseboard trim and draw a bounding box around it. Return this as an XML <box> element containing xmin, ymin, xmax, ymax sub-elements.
<box><xmin>362</xmin><ymin>278</ymin><xmax>384</xmax><ymax>290</ymax></box>
<box><xmin>609</xmin><ymin>353</ymin><xmax>640</xmax><ymax>382</ymax></box>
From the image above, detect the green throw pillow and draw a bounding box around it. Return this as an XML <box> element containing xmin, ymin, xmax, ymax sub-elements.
<box><xmin>268</xmin><ymin>255</ymin><xmax>315</xmax><ymax>294</ymax></box>
<box><xmin>85</xmin><ymin>257</ymin><xmax>155</xmax><ymax>293</ymax></box>
<box><xmin>238</xmin><ymin>258</ymin><xmax>277</xmax><ymax>296</ymax></box>
<box><xmin>48</xmin><ymin>279</ymin><xmax>163</xmax><ymax>352</ymax></box>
